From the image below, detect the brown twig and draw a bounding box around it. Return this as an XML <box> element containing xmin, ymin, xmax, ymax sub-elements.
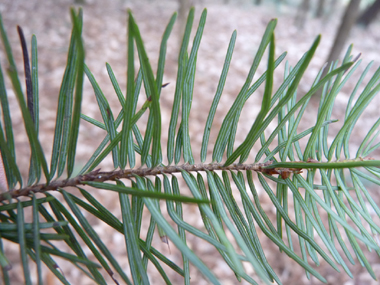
<box><xmin>0</xmin><ymin>161</ymin><xmax>292</xmax><ymax>202</ymax></box>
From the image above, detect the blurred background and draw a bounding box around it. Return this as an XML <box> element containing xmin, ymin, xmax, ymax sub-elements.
<box><xmin>1</xmin><ymin>0</ymin><xmax>380</xmax><ymax>284</ymax></box>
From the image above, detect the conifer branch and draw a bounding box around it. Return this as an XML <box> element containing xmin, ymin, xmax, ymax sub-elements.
<box><xmin>2</xmin><ymin>157</ymin><xmax>377</xmax><ymax>202</ymax></box>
